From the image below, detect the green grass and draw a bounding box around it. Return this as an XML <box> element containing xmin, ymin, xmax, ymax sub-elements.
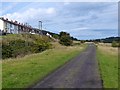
<box><xmin>97</xmin><ymin>46</ymin><xmax>118</xmax><ymax>88</ymax></box>
<box><xmin>0</xmin><ymin>61</ymin><xmax>2</xmax><ymax>90</ymax></box>
<box><xmin>2</xmin><ymin>44</ymin><xmax>85</xmax><ymax>88</ymax></box>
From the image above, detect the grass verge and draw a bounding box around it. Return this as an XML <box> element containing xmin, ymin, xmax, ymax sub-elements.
<box><xmin>2</xmin><ymin>43</ymin><xmax>85</xmax><ymax>88</ymax></box>
<box><xmin>0</xmin><ymin>60</ymin><xmax>2</xmax><ymax>90</ymax></box>
<box><xmin>97</xmin><ymin>45</ymin><xmax>118</xmax><ymax>88</ymax></box>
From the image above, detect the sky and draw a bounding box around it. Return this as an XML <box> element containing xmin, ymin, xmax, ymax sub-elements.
<box><xmin>1</xmin><ymin>1</ymin><xmax>118</xmax><ymax>40</ymax></box>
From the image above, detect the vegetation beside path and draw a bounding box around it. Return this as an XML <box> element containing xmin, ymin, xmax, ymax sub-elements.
<box><xmin>97</xmin><ymin>44</ymin><xmax>118</xmax><ymax>88</ymax></box>
<box><xmin>1</xmin><ymin>34</ymin><xmax>52</xmax><ymax>59</ymax></box>
<box><xmin>2</xmin><ymin>42</ymin><xmax>85</xmax><ymax>88</ymax></box>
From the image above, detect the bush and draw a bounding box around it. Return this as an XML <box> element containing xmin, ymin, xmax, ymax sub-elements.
<box><xmin>73</xmin><ymin>42</ymin><xmax>81</xmax><ymax>46</ymax></box>
<box><xmin>112</xmin><ymin>41</ymin><xmax>120</xmax><ymax>47</ymax></box>
<box><xmin>53</xmin><ymin>34</ymin><xmax>59</xmax><ymax>39</ymax></box>
<box><xmin>59</xmin><ymin>32</ymin><xmax>73</xmax><ymax>46</ymax></box>
<box><xmin>81</xmin><ymin>40</ymin><xmax>85</xmax><ymax>43</ymax></box>
<box><xmin>2</xmin><ymin>34</ymin><xmax>52</xmax><ymax>59</ymax></box>
<box><xmin>2</xmin><ymin>44</ymin><xmax>13</xmax><ymax>59</ymax></box>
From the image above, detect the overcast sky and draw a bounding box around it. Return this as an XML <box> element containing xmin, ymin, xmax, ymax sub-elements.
<box><xmin>1</xmin><ymin>2</ymin><xmax>118</xmax><ymax>40</ymax></box>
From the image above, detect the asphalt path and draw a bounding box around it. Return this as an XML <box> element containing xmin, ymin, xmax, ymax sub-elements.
<box><xmin>33</xmin><ymin>43</ymin><xmax>102</xmax><ymax>88</ymax></box>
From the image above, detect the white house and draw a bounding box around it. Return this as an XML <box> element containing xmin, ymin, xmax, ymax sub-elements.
<box><xmin>0</xmin><ymin>18</ymin><xmax>19</xmax><ymax>34</ymax></box>
<box><xmin>0</xmin><ymin>17</ymin><xmax>43</xmax><ymax>35</ymax></box>
<box><xmin>46</xmin><ymin>33</ymin><xmax>52</xmax><ymax>38</ymax></box>
<box><xmin>0</xmin><ymin>18</ymin><xmax>4</xmax><ymax>31</ymax></box>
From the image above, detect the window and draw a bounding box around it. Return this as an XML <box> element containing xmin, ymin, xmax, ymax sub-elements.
<box><xmin>10</xmin><ymin>24</ymin><xmax>12</xmax><ymax>28</ymax></box>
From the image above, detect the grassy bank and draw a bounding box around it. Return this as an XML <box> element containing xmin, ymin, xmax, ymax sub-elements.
<box><xmin>97</xmin><ymin>44</ymin><xmax>118</xmax><ymax>88</ymax></box>
<box><xmin>2</xmin><ymin>43</ymin><xmax>85</xmax><ymax>88</ymax></box>
<box><xmin>1</xmin><ymin>34</ymin><xmax>52</xmax><ymax>59</ymax></box>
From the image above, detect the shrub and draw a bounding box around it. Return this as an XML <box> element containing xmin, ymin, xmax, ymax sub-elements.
<box><xmin>53</xmin><ymin>34</ymin><xmax>59</xmax><ymax>39</ymax></box>
<box><xmin>2</xmin><ymin>34</ymin><xmax>52</xmax><ymax>59</ymax></box>
<box><xmin>59</xmin><ymin>32</ymin><xmax>73</xmax><ymax>46</ymax></box>
<box><xmin>2</xmin><ymin>44</ymin><xmax>12</xmax><ymax>59</ymax></box>
<box><xmin>112</xmin><ymin>41</ymin><xmax>120</xmax><ymax>47</ymax></box>
<box><xmin>81</xmin><ymin>40</ymin><xmax>85</xmax><ymax>43</ymax></box>
<box><xmin>73</xmin><ymin>42</ymin><xmax>81</xmax><ymax>46</ymax></box>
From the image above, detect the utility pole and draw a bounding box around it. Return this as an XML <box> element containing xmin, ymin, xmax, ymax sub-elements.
<box><xmin>39</xmin><ymin>21</ymin><xmax>42</xmax><ymax>30</ymax></box>
<box><xmin>39</xmin><ymin>21</ymin><xmax>42</xmax><ymax>35</ymax></box>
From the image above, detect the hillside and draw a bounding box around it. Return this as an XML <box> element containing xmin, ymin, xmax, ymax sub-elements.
<box><xmin>96</xmin><ymin>37</ymin><xmax>120</xmax><ymax>43</ymax></box>
<box><xmin>85</xmin><ymin>37</ymin><xmax>120</xmax><ymax>43</ymax></box>
<box><xmin>1</xmin><ymin>34</ymin><xmax>53</xmax><ymax>59</ymax></box>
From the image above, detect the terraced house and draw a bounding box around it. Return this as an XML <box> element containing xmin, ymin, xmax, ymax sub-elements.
<box><xmin>0</xmin><ymin>17</ymin><xmax>41</xmax><ymax>35</ymax></box>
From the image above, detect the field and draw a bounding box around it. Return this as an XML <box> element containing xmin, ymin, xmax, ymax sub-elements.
<box><xmin>2</xmin><ymin>42</ymin><xmax>85</xmax><ymax>88</ymax></box>
<box><xmin>97</xmin><ymin>43</ymin><xmax>118</xmax><ymax>88</ymax></box>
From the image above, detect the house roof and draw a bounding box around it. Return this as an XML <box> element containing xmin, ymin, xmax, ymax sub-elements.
<box><xmin>0</xmin><ymin>17</ymin><xmax>33</xmax><ymax>29</ymax></box>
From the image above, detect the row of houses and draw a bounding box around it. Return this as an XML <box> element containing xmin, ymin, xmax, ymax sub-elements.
<box><xmin>0</xmin><ymin>17</ymin><xmax>42</xmax><ymax>35</ymax></box>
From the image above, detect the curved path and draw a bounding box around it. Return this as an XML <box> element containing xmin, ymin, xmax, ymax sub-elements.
<box><xmin>33</xmin><ymin>43</ymin><xmax>102</xmax><ymax>88</ymax></box>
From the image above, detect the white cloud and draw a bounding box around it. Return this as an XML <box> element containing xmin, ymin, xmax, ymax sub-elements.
<box><xmin>46</xmin><ymin>8</ymin><xmax>56</xmax><ymax>14</ymax></box>
<box><xmin>62</xmin><ymin>27</ymin><xmax>89</xmax><ymax>32</ymax></box>
<box><xmin>3</xmin><ymin>7</ymin><xmax>56</xmax><ymax>23</ymax></box>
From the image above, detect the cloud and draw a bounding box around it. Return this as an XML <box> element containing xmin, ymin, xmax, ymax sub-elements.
<box><xmin>61</xmin><ymin>27</ymin><xmax>89</xmax><ymax>32</ymax></box>
<box><xmin>2</xmin><ymin>2</ymin><xmax>117</xmax><ymax>39</ymax></box>
<box><xmin>3</xmin><ymin>7</ymin><xmax>57</xmax><ymax>23</ymax></box>
<box><xmin>46</xmin><ymin>7</ymin><xmax>56</xmax><ymax>14</ymax></box>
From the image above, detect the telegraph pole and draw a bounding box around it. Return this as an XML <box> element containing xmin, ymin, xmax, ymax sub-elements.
<box><xmin>39</xmin><ymin>21</ymin><xmax>42</xmax><ymax>30</ymax></box>
<box><xmin>39</xmin><ymin>21</ymin><xmax>42</xmax><ymax>35</ymax></box>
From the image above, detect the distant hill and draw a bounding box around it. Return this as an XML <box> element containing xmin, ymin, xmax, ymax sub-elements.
<box><xmin>86</xmin><ymin>37</ymin><xmax>120</xmax><ymax>43</ymax></box>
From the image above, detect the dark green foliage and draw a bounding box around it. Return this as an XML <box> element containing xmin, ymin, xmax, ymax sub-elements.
<box><xmin>9</xmin><ymin>39</ymin><xmax>27</xmax><ymax>58</ymax></box>
<box><xmin>81</xmin><ymin>40</ymin><xmax>85</xmax><ymax>43</ymax></box>
<box><xmin>87</xmin><ymin>37</ymin><xmax>120</xmax><ymax>43</ymax></box>
<box><xmin>2</xmin><ymin>34</ymin><xmax>52</xmax><ymax>59</ymax></box>
<box><xmin>59</xmin><ymin>31</ymin><xmax>73</xmax><ymax>46</ymax></box>
<box><xmin>112</xmin><ymin>41</ymin><xmax>120</xmax><ymax>47</ymax></box>
<box><xmin>53</xmin><ymin>34</ymin><xmax>59</xmax><ymax>39</ymax></box>
<box><xmin>34</xmin><ymin>42</ymin><xmax>52</xmax><ymax>53</ymax></box>
<box><xmin>102</xmin><ymin>37</ymin><xmax>120</xmax><ymax>43</ymax></box>
<box><xmin>73</xmin><ymin>42</ymin><xmax>81</xmax><ymax>46</ymax></box>
<box><xmin>71</xmin><ymin>36</ymin><xmax>78</xmax><ymax>41</ymax></box>
<box><xmin>2</xmin><ymin>44</ymin><xmax>13</xmax><ymax>59</ymax></box>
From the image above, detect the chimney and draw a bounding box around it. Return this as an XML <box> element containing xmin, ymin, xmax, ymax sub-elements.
<box><xmin>14</xmin><ymin>21</ymin><xmax>18</xmax><ymax>24</ymax></box>
<box><xmin>6</xmin><ymin>18</ymin><xmax>8</xmax><ymax>21</ymax></box>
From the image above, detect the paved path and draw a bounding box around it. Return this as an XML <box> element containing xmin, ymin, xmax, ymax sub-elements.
<box><xmin>33</xmin><ymin>43</ymin><xmax>102</xmax><ymax>88</ymax></box>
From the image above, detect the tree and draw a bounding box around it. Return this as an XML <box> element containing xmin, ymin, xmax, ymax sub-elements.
<box><xmin>59</xmin><ymin>31</ymin><xmax>73</xmax><ymax>46</ymax></box>
<box><xmin>71</xmin><ymin>36</ymin><xmax>78</xmax><ymax>41</ymax></box>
